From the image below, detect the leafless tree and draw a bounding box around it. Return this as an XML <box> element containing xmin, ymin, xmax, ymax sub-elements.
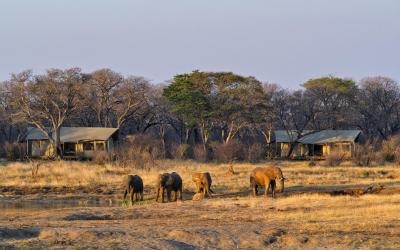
<box><xmin>9</xmin><ymin>68</ymin><xmax>84</xmax><ymax>158</ymax></box>
<box><xmin>357</xmin><ymin>76</ymin><xmax>400</xmax><ymax>140</ymax></box>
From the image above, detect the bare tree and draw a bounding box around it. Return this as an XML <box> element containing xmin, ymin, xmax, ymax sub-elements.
<box><xmin>357</xmin><ymin>76</ymin><xmax>400</xmax><ymax>140</ymax></box>
<box><xmin>9</xmin><ymin>68</ymin><xmax>84</xmax><ymax>158</ymax></box>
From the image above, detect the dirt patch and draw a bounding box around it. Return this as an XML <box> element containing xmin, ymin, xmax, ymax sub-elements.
<box><xmin>64</xmin><ymin>212</ymin><xmax>113</xmax><ymax>221</ymax></box>
<box><xmin>330</xmin><ymin>184</ymin><xmax>384</xmax><ymax>196</ymax></box>
<box><xmin>0</xmin><ymin>227</ymin><xmax>40</xmax><ymax>240</ymax></box>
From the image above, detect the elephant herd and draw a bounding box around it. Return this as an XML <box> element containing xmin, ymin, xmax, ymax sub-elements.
<box><xmin>123</xmin><ymin>166</ymin><xmax>285</xmax><ymax>204</ymax></box>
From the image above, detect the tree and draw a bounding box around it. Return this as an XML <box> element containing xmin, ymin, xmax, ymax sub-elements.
<box><xmin>9</xmin><ymin>68</ymin><xmax>84</xmax><ymax>158</ymax></box>
<box><xmin>163</xmin><ymin>71</ymin><xmax>214</xmax><ymax>148</ymax></box>
<box><xmin>87</xmin><ymin>69</ymin><xmax>124</xmax><ymax>127</ymax></box>
<box><xmin>208</xmin><ymin>72</ymin><xmax>265</xmax><ymax>144</ymax></box>
<box><xmin>273</xmin><ymin>89</ymin><xmax>316</xmax><ymax>158</ymax></box>
<box><xmin>303</xmin><ymin>76</ymin><xmax>358</xmax><ymax>129</ymax></box>
<box><xmin>356</xmin><ymin>76</ymin><xmax>400</xmax><ymax>140</ymax></box>
<box><xmin>85</xmin><ymin>69</ymin><xmax>149</xmax><ymax>129</ymax></box>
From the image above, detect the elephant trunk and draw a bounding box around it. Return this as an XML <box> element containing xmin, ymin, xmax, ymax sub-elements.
<box><xmin>279</xmin><ymin>178</ymin><xmax>284</xmax><ymax>193</ymax></box>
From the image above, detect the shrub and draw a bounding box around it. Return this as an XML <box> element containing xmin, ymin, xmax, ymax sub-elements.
<box><xmin>380</xmin><ymin>136</ymin><xmax>400</xmax><ymax>163</ymax></box>
<box><xmin>114</xmin><ymin>134</ymin><xmax>163</xmax><ymax>170</ymax></box>
<box><xmin>247</xmin><ymin>143</ymin><xmax>265</xmax><ymax>163</ymax></box>
<box><xmin>92</xmin><ymin>150</ymin><xmax>111</xmax><ymax>165</ymax></box>
<box><xmin>193</xmin><ymin>144</ymin><xmax>208</xmax><ymax>162</ymax></box>
<box><xmin>325</xmin><ymin>149</ymin><xmax>346</xmax><ymax>166</ymax></box>
<box><xmin>211</xmin><ymin>140</ymin><xmax>246</xmax><ymax>163</ymax></box>
<box><xmin>2</xmin><ymin>142</ymin><xmax>23</xmax><ymax>161</ymax></box>
<box><xmin>308</xmin><ymin>161</ymin><xmax>316</xmax><ymax>167</ymax></box>
<box><xmin>353</xmin><ymin>141</ymin><xmax>377</xmax><ymax>166</ymax></box>
<box><xmin>171</xmin><ymin>143</ymin><xmax>192</xmax><ymax>160</ymax></box>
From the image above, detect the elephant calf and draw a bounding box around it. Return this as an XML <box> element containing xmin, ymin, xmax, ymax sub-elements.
<box><xmin>192</xmin><ymin>172</ymin><xmax>214</xmax><ymax>198</ymax></box>
<box><xmin>123</xmin><ymin>175</ymin><xmax>144</xmax><ymax>204</ymax></box>
<box><xmin>250</xmin><ymin>166</ymin><xmax>285</xmax><ymax>198</ymax></box>
<box><xmin>156</xmin><ymin>172</ymin><xmax>183</xmax><ymax>203</ymax></box>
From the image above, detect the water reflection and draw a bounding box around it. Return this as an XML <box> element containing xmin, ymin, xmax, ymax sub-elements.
<box><xmin>0</xmin><ymin>199</ymin><xmax>119</xmax><ymax>210</ymax></box>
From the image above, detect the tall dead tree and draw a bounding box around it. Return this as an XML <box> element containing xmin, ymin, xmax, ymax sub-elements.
<box><xmin>9</xmin><ymin>68</ymin><xmax>84</xmax><ymax>158</ymax></box>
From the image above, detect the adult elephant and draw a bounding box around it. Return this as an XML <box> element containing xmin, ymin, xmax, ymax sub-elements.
<box><xmin>123</xmin><ymin>175</ymin><xmax>144</xmax><ymax>204</ymax></box>
<box><xmin>156</xmin><ymin>172</ymin><xmax>183</xmax><ymax>203</ymax></box>
<box><xmin>250</xmin><ymin>166</ymin><xmax>285</xmax><ymax>198</ymax></box>
<box><xmin>192</xmin><ymin>172</ymin><xmax>214</xmax><ymax>198</ymax></box>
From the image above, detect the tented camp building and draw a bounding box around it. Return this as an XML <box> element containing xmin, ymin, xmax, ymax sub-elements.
<box><xmin>270</xmin><ymin>130</ymin><xmax>362</xmax><ymax>159</ymax></box>
<box><xmin>25</xmin><ymin>127</ymin><xmax>118</xmax><ymax>159</ymax></box>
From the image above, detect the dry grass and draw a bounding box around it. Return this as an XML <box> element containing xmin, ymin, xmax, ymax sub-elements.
<box><xmin>1</xmin><ymin>193</ymin><xmax>400</xmax><ymax>249</ymax></box>
<box><xmin>1</xmin><ymin>160</ymin><xmax>400</xmax><ymax>193</ymax></box>
<box><xmin>1</xmin><ymin>160</ymin><xmax>400</xmax><ymax>248</ymax></box>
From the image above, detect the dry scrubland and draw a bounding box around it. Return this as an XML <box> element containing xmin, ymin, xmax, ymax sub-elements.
<box><xmin>1</xmin><ymin>160</ymin><xmax>400</xmax><ymax>249</ymax></box>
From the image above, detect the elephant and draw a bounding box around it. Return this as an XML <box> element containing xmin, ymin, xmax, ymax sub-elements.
<box><xmin>192</xmin><ymin>172</ymin><xmax>214</xmax><ymax>198</ymax></box>
<box><xmin>250</xmin><ymin>166</ymin><xmax>285</xmax><ymax>198</ymax></box>
<box><xmin>156</xmin><ymin>172</ymin><xmax>183</xmax><ymax>203</ymax></box>
<box><xmin>123</xmin><ymin>175</ymin><xmax>144</xmax><ymax>204</ymax></box>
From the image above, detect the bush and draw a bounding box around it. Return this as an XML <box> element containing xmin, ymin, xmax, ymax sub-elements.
<box><xmin>211</xmin><ymin>140</ymin><xmax>246</xmax><ymax>163</ymax></box>
<box><xmin>171</xmin><ymin>143</ymin><xmax>192</xmax><ymax>160</ymax></box>
<box><xmin>2</xmin><ymin>142</ymin><xmax>23</xmax><ymax>161</ymax></box>
<box><xmin>193</xmin><ymin>144</ymin><xmax>208</xmax><ymax>162</ymax></box>
<box><xmin>325</xmin><ymin>149</ymin><xmax>346</xmax><ymax>166</ymax></box>
<box><xmin>353</xmin><ymin>141</ymin><xmax>377</xmax><ymax>166</ymax></box>
<box><xmin>114</xmin><ymin>134</ymin><xmax>163</xmax><ymax>170</ymax></box>
<box><xmin>380</xmin><ymin>136</ymin><xmax>400</xmax><ymax>163</ymax></box>
<box><xmin>247</xmin><ymin>143</ymin><xmax>265</xmax><ymax>163</ymax></box>
<box><xmin>92</xmin><ymin>150</ymin><xmax>111</xmax><ymax>165</ymax></box>
<box><xmin>308</xmin><ymin>161</ymin><xmax>316</xmax><ymax>167</ymax></box>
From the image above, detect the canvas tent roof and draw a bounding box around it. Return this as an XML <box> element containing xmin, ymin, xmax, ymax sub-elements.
<box><xmin>26</xmin><ymin>127</ymin><xmax>118</xmax><ymax>143</ymax></box>
<box><xmin>272</xmin><ymin>130</ymin><xmax>313</xmax><ymax>143</ymax></box>
<box><xmin>272</xmin><ymin>130</ymin><xmax>361</xmax><ymax>144</ymax></box>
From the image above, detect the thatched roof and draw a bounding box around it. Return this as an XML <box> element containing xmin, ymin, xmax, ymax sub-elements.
<box><xmin>272</xmin><ymin>130</ymin><xmax>361</xmax><ymax>144</ymax></box>
<box><xmin>26</xmin><ymin>127</ymin><xmax>118</xmax><ymax>143</ymax></box>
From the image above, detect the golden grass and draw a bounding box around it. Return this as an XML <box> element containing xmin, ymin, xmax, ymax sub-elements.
<box><xmin>201</xmin><ymin>193</ymin><xmax>400</xmax><ymax>236</ymax></box>
<box><xmin>0</xmin><ymin>160</ymin><xmax>399</xmax><ymax>193</ymax></box>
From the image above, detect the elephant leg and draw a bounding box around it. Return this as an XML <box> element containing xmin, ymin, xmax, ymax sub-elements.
<box><xmin>130</xmin><ymin>190</ymin><xmax>134</xmax><ymax>204</ymax></box>
<box><xmin>195</xmin><ymin>182</ymin><xmax>200</xmax><ymax>193</ymax></box>
<box><xmin>140</xmin><ymin>191</ymin><xmax>144</xmax><ymax>201</ymax></box>
<box><xmin>167</xmin><ymin>188</ymin><xmax>172</xmax><ymax>202</ymax></box>
<box><xmin>161</xmin><ymin>188</ymin><xmax>165</xmax><ymax>203</ymax></box>
<box><xmin>252</xmin><ymin>184</ymin><xmax>257</xmax><ymax>197</ymax></box>
<box><xmin>264</xmin><ymin>181</ymin><xmax>270</xmax><ymax>197</ymax></box>
<box><xmin>135</xmin><ymin>192</ymin><xmax>139</xmax><ymax>201</ymax></box>
<box><xmin>123</xmin><ymin>189</ymin><xmax>128</xmax><ymax>201</ymax></box>
<box><xmin>156</xmin><ymin>188</ymin><xmax>160</xmax><ymax>202</ymax></box>
<box><xmin>179</xmin><ymin>185</ymin><xmax>183</xmax><ymax>201</ymax></box>
<box><xmin>271</xmin><ymin>181</ymin><xmax>276</xmax><ymax>198</ymax></box>
<box><xmin>174</xmin><ymin>190</ymin><xmax>179</xmax><ymax>201</ymax></box>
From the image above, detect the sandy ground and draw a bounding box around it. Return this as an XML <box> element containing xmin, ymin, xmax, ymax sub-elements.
<box><xmin>1</xmin><ymin>185</ymin><xmax>400</xmax><ymax>249</ymax></box>
<box><xmin>1</xmin><ymin>161</ymin><xmax>400</xmax><ymax>249</ymax></box>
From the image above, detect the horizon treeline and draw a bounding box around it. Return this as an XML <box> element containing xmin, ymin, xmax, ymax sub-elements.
<box><xmin>0</xmin><ymin>68</ymin><xmax>399</xmax><ymax>159</ymax></box>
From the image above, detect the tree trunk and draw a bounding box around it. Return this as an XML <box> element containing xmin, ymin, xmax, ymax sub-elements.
<box><xmin>54</xmin><ymin>126</ymin><xmax>63</xmax><ymax>159</ymax></box>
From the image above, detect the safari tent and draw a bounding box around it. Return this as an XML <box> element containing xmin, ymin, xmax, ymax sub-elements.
<box><xmin>270</xmin><ymin>130</ymin><xmax>362</xmax><ymax>159</ymax></box>
<box><xmin>25</xmin><ymin>127</ymin><xmax>119</xmax><ymax>159</ymax></box>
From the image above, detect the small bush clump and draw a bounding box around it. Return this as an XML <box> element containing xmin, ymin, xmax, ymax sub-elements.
<box><xmin>353</xmin><ymin>141</ymin><xmax>377</xmax><ymax>166</ymax></box>
<box><xmin>380</xmin><ymin>136</ymin><xmax>400</xmax><ymax>163</ymax></box>
<box><xmin>114</xmin><ymin>135</ymin><xmax>162</xmax><ymax>170</ymax></box>
<box><xmin>171</xmin><ymin>143</ymin><xmax>192</xmax><ymax>160</ymax></box>
<box><xmin>247</xmin><ymin>143</ymin><xmax>265</xmax><ymax>163</ymax></box>
<box><xmin>325</xmin><ymin>149</ymin><xmax>346</xmax><ymax>166</ymax></box>
<box><xmin>211</xmin><ymin>140</ymin><xmax>246</xmax><ymax>163</ymax></box>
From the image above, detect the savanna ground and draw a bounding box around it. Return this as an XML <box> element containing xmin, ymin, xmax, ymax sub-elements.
<box><xmin>1</xmin><ymin>160</ymin><xmax>400</xmax><ymax>249</ymax></box>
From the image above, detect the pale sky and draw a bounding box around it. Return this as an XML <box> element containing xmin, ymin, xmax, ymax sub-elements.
<box><xmin>0</xmin><ymin>0</ymin><xmax>399</xmax><ymax>87</ymax></box>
